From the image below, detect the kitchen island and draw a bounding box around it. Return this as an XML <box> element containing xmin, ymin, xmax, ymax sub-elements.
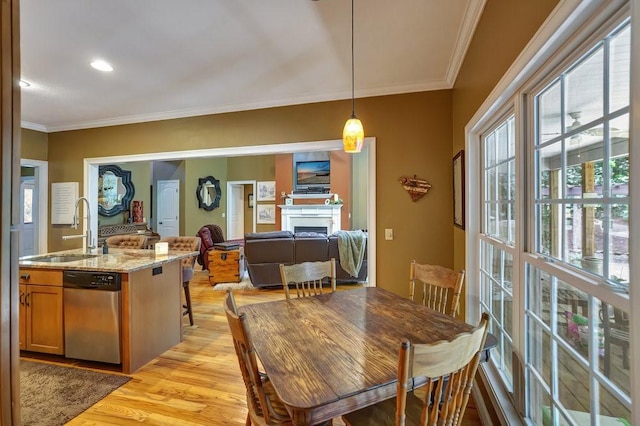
<box><xmin>19</xmin><ymin>248</ymin><xmax>198</xmax><ymax>373</ymax></box>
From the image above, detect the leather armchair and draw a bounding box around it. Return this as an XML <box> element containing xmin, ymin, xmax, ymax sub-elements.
<box><xmin>196</xmin><ymin>224</ymin><xmax>225</xmax><ymax>270</ymax></box>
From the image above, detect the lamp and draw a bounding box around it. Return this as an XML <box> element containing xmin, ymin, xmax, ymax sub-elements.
<box><xmin>343</xmin><ymin>0</ymin><xmax>364</xmax><ymax>153</ymax></box>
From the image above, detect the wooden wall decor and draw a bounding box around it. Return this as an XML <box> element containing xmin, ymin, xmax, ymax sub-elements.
<box><xmin>399</xmin><ymin>175</ymin><xmax>432</xmax><ymax>202</ymax></box>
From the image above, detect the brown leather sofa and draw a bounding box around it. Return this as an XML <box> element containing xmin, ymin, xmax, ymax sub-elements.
<box><xmin>244</xmin><ymin>231</ymin><xmax>368</xmax><ymax>288</ymax></box>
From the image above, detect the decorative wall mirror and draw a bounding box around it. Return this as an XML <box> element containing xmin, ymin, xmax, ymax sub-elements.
<box><xmin>197</xmin><ymin>176</ymin><xmax>222</xmax><ymax>211</ymax></box>
<box><xmin>98</xmin><ymin>164</ymin><xmax>135</xmax><ymax>217</ymax></box>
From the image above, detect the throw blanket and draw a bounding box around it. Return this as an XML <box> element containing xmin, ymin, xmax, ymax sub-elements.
<box><xmin>334</xmin><ymin>230</ymin><xmax>366</xmax><ymax>277</ymax></box>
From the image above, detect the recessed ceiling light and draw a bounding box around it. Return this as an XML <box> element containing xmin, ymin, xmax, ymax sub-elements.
<box><xmin>19</xmin><ymin>80</ymin><xmax>31</xmax><ymax>88</ymax></box>
<box><xmin>90</xmin><ymin>60</ymin><xmax>114</xmax><ymax>72</ymax></box>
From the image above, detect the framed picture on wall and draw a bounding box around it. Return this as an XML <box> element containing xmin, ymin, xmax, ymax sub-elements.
<box><xmin>257</xmin><ymin>181</ymin><xmax>276</xmax><ymax>201</ymax></box>
<box><xmin>453</xmin><ymin>150</ymin><xmax>465</xmax><ymax>229</ymax></box>
<box><xmin>257</xmin><ymin>204</ymin><xmax>276</xmax><ymax>224</ymax></box>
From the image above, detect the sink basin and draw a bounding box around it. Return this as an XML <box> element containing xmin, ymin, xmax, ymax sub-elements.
<box><xmin>24</xmin><ymin>254</ymin><xmax>99</xmax><ymax>263</ymax></box>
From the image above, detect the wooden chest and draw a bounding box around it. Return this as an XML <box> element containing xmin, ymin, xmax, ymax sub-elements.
<box><xmin>208</xmin><ymin>248</ymin><xmax>245</xmax><ymax>284</ymax></box>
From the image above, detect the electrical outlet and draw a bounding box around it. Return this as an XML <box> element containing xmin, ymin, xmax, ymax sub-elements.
<box><xmin>385</xmin><ymin>228</ymin><xmax>393</xmax><ymax>240</ymax></box>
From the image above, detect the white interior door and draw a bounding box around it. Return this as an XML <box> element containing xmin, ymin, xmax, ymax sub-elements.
<box><xmin>19</xmin><ymin>177</ymin><xmax>37</xmax><ymax>256</ymax></box>
<box><xmin>227</xmin><ymin>184</ymin><xmax>244</xmax><ymax>240</ymax></box>
<box><xmin>157</xmin><ymin>180</ymin><xmax>180</xmax><ymax>238</ymax></box>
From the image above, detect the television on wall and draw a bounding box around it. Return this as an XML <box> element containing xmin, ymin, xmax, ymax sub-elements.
<box><xmin>295</xmin><ymin>160</ymin><xmax>330</xmax><ymax>191</ymax></box>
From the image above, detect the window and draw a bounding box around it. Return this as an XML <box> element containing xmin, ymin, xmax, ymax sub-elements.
<box><xmin>526</xmin><ymin>19</ymin><xmax>631</xmax><ymax>424</ymax></box>
<box><xmin>472</xmin><ymin>7</ymin><xmax>634</xmax><ymax>425</ymax></box>
<box><xmin>480</xmin><ymin>115</ymin><xmax>516</xmax><ymax>388</ymax></box>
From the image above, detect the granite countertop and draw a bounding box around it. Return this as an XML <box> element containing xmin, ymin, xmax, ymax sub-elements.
<box><xmin>18</xmin><ymin>248</ymin><xmax>198</xmax><ymax>273</ymax></box>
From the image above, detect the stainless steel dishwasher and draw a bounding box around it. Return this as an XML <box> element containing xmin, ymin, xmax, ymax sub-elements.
<box><xmin>63</xmin><ymin>270</ymin><xmax>122</xmax><ymax>364</ymax></box>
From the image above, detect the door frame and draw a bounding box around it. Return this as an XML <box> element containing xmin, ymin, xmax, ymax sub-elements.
<box><xmin>20</xmin><ymin>159</ymin><xmax>48</xmax><ymax>254</ymax></box>
<box><xmin>83</xmin><ymin>137</ymin><xmax>376</xmax><ymax>286</ymax></box>
<box><xmin>227</xmin><ymin>180</ymin><xmax>256</xmax><ymax>239</ymax></box>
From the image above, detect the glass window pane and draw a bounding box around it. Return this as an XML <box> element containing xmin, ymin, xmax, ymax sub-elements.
<box><xmin>609</xmin><ymin>25</ymin><xmax>630</xmax><ymax>112</ymax></box>
<box><xmin>598</xmin><ymin>381</ymin><xmax>631</xmax><ymax>423</ymax></box>
<box><xmin>558</xmin><ymin>345</ymin><xmax>590</xmax><ymax>413</ymax></box>
<box><xmin>485</xmin><ymin>133</ymin><xmax>496</xmax><ymax>167</ymax></box>
<box><xmin>527</xmin><ymin>265</ymin><xmax>551</xmax><ymax>327</ymax></box>
<box><xmin>565</xmin><ymin>46</ymin><xmax>604</xmax><ymax>127</ymax></box>
<box><xmin>608</xmin><ymin>203</ymin><xmax>629</xmax><ymax>286</ymax></box>
<box><xmin>537</xmin><ymin>142</ymin><xmax>561</xmax><ymax>200</ymax></box>
<box><xmin>609</xmin><ymin>114</ymin><xmax>629</xmax><ymax>198</ymax></box>
<box><xmin>565</xmin><ymin>203</ymin><xmax>604</xmax><ymax>275</ymax></box>
<box><xmin>23</xmin><ymin>187</ymin><xmax>33</xmax><ymax>224</ymax></box>
<box><xmin>537</xmin><ymin>80</ymin><xmax>562</xmax><ymax>144</ymax></box>
<box><xmin>497</xmin><ymin>122</ymin><xmax>509</xmax><ymax>163</ymax></box>
<box><xmin>598</xmin><ymin>302</ymin><xmax>630</xmax><ymax>394</ymax></box>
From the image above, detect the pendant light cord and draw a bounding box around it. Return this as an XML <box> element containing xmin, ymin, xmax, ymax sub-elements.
<box><xmin>350</xmin><ymin>0</ymin><xmax>356</xmax><ymax>118</ymax></box>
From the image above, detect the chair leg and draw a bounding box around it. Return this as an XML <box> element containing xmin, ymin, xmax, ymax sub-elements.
<box><xmin>183</xmin><ymin>281</ymin><xmax>194</xmax><ymax>326</ymax></box>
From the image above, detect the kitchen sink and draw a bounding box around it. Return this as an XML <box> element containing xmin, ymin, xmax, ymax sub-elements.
<box><xmin>24</xmin><ymin>254</ymin><xmax>99</xmax><ymax>263</ymax></box>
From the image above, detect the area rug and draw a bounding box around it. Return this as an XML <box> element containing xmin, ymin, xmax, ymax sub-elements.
<box><xmin>212</xmin><ymin>270</ymin><xmax>255</xmax><ymax>291</ymax></box>
<box><xmin>20</xmin><ymin>359</ymin><xmax>130</xmax><ymax>426</ymax></box>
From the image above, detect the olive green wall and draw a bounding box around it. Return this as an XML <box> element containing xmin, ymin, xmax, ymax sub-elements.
<box><xmin>184</xmin><ymin>157</ymin><xmax>228</xmax><ymax>237</ymax></box>
<box><xmin>451</xmin><ymin>0</ymin><xmax>561</xmax><ymax>309</ymax></box>
<box><xmin>21</xmin><ymin>128</ymin><xmax>47</xmax><ymax>160</ymax></box>
<box><xmin>45</xmin><ymin>91</ymin><xmax>454</xmax><ymax>296</ymax></box>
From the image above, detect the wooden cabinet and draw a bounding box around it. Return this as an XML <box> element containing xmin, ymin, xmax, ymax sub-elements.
<box><xmin>19</xmin><ymin>269</ymin><xmax>64</xmax><ymax>355</ymax></box>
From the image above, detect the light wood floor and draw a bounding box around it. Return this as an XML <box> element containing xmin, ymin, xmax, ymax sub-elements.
<box><xmin>46</xmin><ymin>271</ymin><xmax>481</xmax><ymax>425</ymax></box>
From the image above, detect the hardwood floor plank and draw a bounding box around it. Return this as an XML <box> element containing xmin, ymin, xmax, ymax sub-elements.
<box><xmin>62</xmin><ymin>271</ymin><xmax>483</xmax><ymax>425</ymax></box>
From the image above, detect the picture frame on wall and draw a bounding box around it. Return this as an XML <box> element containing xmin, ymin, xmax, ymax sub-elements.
<box><xmin>257</xmin><ymin>204</ymin><xmax>276</xmax><ymax>224</ymax></box>
<box><xmin>257</xmin><ymin>181</ymin><xmax>276</xmax><ymax>201</ymax></box>
<box><xmin>453</xmin><ymin>150</ymin><xmax>465</xmax><ymax>230</ymax></box>
<box><xmin>248</xmin><ymin>194</ymin><xmax>254</xmax><ymax>208</ymax></box>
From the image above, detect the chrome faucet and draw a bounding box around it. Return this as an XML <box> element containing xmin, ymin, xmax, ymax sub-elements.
<box><xmin>62</xmin><ymin>197</ymin><xmax>95</xmax><ymax>253</ymax></box>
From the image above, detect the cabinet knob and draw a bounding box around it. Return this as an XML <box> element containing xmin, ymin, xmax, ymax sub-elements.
<box><xmin>20</xmin><ymin>273</ymin><xmax>30</xmax><ymax>280</ymax></box>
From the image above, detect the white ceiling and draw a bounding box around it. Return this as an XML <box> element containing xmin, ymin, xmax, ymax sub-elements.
<box><xmin>20</xmin><ymin>0</ymin><xmax>485</xmax><ymax>133</ymax></box>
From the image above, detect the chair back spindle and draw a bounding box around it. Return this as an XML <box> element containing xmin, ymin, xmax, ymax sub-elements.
<box><xmin>409</xmin><ymin>260</ymin><xmax>465</xmax><ymax>317</ymax></box>
<box><xmin>279</xmin><ymin>258</ymin><xmax>336</xmax><ymax>300</ymax></box>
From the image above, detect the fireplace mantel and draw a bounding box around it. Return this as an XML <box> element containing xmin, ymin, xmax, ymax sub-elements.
<box><xmin>279</xmin><ymin>204</ymin><xmax>342</xmax><ymax>234</ymax></box>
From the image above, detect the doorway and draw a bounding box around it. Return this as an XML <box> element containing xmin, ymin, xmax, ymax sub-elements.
<box><xmin>20</xmin><ymin>159</ymin><xmax>48</xmax><ymax>255</ymax></box>
<box><xmin>156</xmin><ymin>180</ymin><xmax>180</xmax><ymax>238</ymax></box>
<box><xmin>227</xmin><ymin>180</ymin><xmax>256</xmax><ymax>240</ymax></box>
<box><xmin>84</xmin><ymin>138</ymin><xmax>377</xmax><ymax>285</ymax></box>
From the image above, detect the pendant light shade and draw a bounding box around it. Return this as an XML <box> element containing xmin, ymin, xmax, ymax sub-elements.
<box><xmin>343</xmin><ymin>116</ymin><xmax>364</xmax><ymax>153</ymax></box>
<box><xmin>343</xmin><ymin>0</ymin><xmax>364</xmax><ymax>153</ymax></box>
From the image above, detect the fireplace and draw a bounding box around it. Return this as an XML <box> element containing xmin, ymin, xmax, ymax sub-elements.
<box><xmin>294</xmin><ymin>226</ymin><xmax>328</xmax><ymax>234</ymax></box>
<box><xmin>280</xmin><ymin>204</ymin><xmax>342</xmax><ymax>235</ymax></box>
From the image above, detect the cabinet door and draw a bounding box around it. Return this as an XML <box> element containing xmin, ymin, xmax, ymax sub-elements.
<box><xmin>19</xmin><ymin>284</ymin><xmax>26</xmax><ymax>350</ymax></box>
<box><xmin>25</xmin><ymin>285</ymin><xmax>64</xmax><ymax>354</ymax></box>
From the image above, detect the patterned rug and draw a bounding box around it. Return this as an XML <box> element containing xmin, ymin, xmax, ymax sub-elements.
<box><xmin>20</xmin><ymin>359</ymin><xmax>130</xmax><ymax>426</ymax></box>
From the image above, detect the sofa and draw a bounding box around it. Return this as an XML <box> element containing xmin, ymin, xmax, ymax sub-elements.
<box><xmin>244</xmin><ymin>230</ymin><xmax>367</xmax><ymax>288</ymax></box>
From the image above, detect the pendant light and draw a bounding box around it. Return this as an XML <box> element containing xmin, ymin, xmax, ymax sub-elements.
<box><xmin>342</xmin><ymin>0</ymin><xmax>364</xmax><ymax>153</ymax></box>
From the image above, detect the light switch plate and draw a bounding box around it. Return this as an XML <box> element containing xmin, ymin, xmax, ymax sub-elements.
<box><xmin>385</xmin><ymin>228</ymin><xmax>393</xmax><ymax>240</ymax></box>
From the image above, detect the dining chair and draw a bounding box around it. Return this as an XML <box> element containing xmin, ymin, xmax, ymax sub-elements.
<box><xmin>409</xmin><ymin>261</ymin><xmax>465</xmax><ymax>317</ymax></box>
<box><xmin>224</xmin><ymin>291</ymin><xmax>293</xmax><ymax>425</ymax></box>
<box><xmin>158</xmin><ymin>236</ymin><xmax>201</xmax><ymax>326</ymax></box>
<box><xmin>104</xmin><ymin>234</ymin><xmax>149</xmax><ymax>249</ymax></box>
<box><xmin>342</xmin><ymin>312</ymin><xmax>490</xmax><ymax>426</ymax></box>
<box><xmin>279</xmin><ymin>258</ymin><xmax>336</xmax><ymax>300</ymax></box>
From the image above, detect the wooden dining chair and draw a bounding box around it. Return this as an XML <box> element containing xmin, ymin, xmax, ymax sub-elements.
<box><xmin>279</xmin><ymin>258</ymin><xmax>336</xmax><ymax>300</ymax></box>
<box><xmin>409</xmin><ymin>261</ymin><xmax>465</xmax><ymax>317</ymax></box>
<box><xmin>342</xmin><ymin>312</ymin><xmax>490</xmax><ymax>426</ymax></box>
<box><xmin>105</xmin><ymin>234</ymin><xmax>148</xmax><ymax>249</ymax></box>
<box><xmin>159</xmin><ymin>236</ymin><xmax>201</xmax><ymax>326</ymax></box>
<box><xmin>224</xmin><ymin>291</ymin><xmax>293</xmax><ymax>425</ymax></box>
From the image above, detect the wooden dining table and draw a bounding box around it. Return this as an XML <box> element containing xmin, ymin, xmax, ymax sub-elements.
<box><xmin>240</xmin><ymin>287</ymin><xmax>496</xmax><ymax>426</ymax></box>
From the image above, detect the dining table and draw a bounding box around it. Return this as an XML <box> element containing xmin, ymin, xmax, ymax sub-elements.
<box><xmin>239</xmin><ymin>287</ymin><xmax>496</xmax><ymax>426</ymax></box>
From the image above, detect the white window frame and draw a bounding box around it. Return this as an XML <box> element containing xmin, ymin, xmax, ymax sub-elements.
<box><xmin>465</xmin><ymin>0</ymin><xmax>638</xmax><ymax>423</ymax></box>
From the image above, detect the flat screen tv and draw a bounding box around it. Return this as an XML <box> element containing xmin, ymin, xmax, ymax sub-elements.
<box><xmin>295</xmin><ymin>160</ymin><xmax>330</xmax><ymax>190</ymax></box>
